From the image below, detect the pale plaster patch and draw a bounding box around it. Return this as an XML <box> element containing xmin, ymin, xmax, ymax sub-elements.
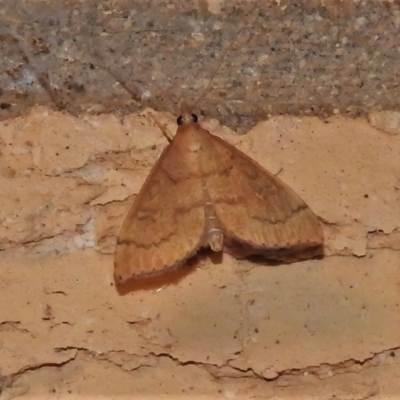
<box><xmin>0</xmin><ymin>108</ymin><xmax>399</xmax><ymax>398</ymax></box>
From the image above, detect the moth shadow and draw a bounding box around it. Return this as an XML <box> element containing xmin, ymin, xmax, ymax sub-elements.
<box><xmin>226</xmin><ymin>241</ymin><xmax>325</xmax><ymax>267</ymax></box>
<box><xmin>115</xmin><ymin>249</ymin><xmax>223</xmax><ymax>295</ymax></box>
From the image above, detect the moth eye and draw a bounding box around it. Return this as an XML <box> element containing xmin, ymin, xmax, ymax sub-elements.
<box><xmin>177</xmin><ymin>115</ymin><xmax>184</xmax><ymax>125</ymax></box>
<box><xmin>191</xmin><ymin>114</ymin><xmax>198</xmax><ymax>123</ymax></box>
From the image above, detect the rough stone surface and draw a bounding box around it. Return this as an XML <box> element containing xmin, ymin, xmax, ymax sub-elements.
<box><xmin>1</xmin><ymin>0</ymin><xmax>400</xmax><ymax>132</ymax></box>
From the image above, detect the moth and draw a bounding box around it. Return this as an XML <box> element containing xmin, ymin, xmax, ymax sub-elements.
<box><xmin>114</xmin><ymin>104</ymin><xmax>323</xmax><ymax>284</ymax></box>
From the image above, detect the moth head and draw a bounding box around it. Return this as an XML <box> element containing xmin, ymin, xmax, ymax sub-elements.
<box><xmin>177</xmin><ymin>101</ymin><xmax>199</xmax><ymax>126</ymax></box>
<box><xmin>177</xmin><ymin>113</ymin><xmax>198</xmax><ymax>126</ymax></box>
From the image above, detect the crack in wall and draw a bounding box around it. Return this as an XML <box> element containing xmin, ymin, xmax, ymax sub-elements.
<box><xmin>2</xmin><ymin>345</ymin><xmax>396</xmax><ymax>397</ymax></box>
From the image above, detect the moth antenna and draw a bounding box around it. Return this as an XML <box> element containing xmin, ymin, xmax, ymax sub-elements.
<box><xmin>192</xmin><ymin>43</ymin><xmax>229</xmax><ymax>111</ymax></box>
<box><xmin>92</xmin><ymin>48</ymin><xmax>178</xmax><ymax>143</ymax></box>
<box><xmin>191</xmin><ymin>7</ymin><xmax>258</xmax><ymax>112</ymax></box>
<box><xmin>91</xmin><ymin>50</ymin><xmax>146</xmax><ymax>105</ymax></box>
<box><xmin>91</xmin><ymin>45</ymin><xmax>175</xmax><ymax>114</ymax></box>
<box><xmin>147</xmin><ymin>112</ymin><xmax>174</xmax><ymax>143</ymax></box>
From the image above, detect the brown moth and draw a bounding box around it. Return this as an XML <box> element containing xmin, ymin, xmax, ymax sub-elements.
<box><xmin>114</xmin><ymin>104</ymin><xmax>324</xmax><ymax>284</ymax></box>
